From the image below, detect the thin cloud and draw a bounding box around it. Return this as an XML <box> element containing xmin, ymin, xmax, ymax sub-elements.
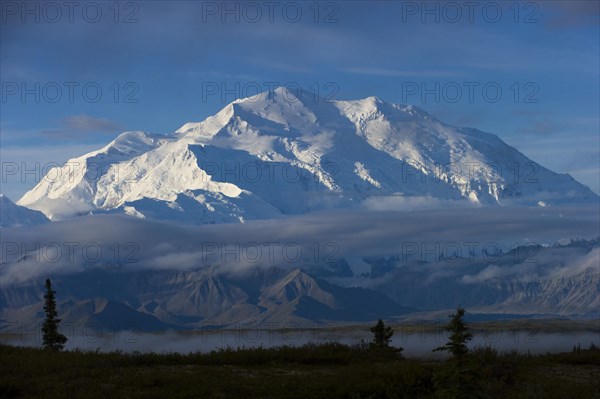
<box><xmin>342</xmin><ymin>67</ymin><xmax>460</xmax><ymax>78</ymax></box>
<box><xmin>511</xmin><ymin>110</ymin><xmax>551</xmax><ymax>117</ymax></box>
<box><xmin>41</xmin><ymin>115</ymin><xmax>123</xmax><ymax>139</ymax></box>
<box><xmin>522</xmin><ymin>120</ymin><xmax>561</xmax><ymax>136</ymax></box>
<box><xmin>63</xmin><ymin>115</ymin><xmax>122</xmax><ymax>133</ymax></box>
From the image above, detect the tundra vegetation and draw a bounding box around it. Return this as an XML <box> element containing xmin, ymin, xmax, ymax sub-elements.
<box><xmin>1</xmin><ymin>309</ymin><xmax>598</xmax><ymax>398</ymax></box>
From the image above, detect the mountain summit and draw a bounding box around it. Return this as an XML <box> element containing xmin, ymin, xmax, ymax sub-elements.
<box><xmin>18</xmin><ymin>88</ymin><xmax>598</xmax><ymax>222</ymax></box>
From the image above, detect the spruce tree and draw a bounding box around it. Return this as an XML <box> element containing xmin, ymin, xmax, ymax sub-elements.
<box><xmin>42</xmin><ymin>278</ymin><xmax>68</xmax><ymax>351</ymax></box>
<box><xmin>370</xmin><ymin>319</ymin><xmax>394</xmax><ymax>348</ymax></box>
<box><xmin>434</xmin><ymin>306</ymin><xmax>472</xmax><ymax>358</ymax></box>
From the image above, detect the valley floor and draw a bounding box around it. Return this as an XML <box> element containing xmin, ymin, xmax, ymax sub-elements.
<box><xmin>1</xmin><ymin>343</ymin><xmax>599</xmax><ymax>398</ymax></box>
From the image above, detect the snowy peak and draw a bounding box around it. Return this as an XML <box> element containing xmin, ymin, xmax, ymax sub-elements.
<box><xmin>101</xmin><ymin>131</ymin><xmax>168</xmax><ymax>155</ymax></box>
<box><xmin>17</xmin><ymin>89</ymin><xmax>599</xmax><ymax>223</ymax></box>
<box><xmin>175</xmin><ymin>104</ymin><xmax>236</xmax><ymax>139</ymax></box>
<box><xmin>235</xmin><ymin>88</ymin><xmax>320</xmax><ymax>133</ymax></box>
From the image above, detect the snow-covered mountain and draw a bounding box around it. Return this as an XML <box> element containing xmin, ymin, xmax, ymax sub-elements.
<box><xmin>0</xmin><ymin>194</ymin><xmax>49</xmax><ymax>228</ymax></box>
<box><xmin>18</xmin><ymin>88</ymin><xmax>597</xmax><ymax>222</ymax></box>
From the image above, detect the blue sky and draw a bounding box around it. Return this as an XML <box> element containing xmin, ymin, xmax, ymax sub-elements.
<box><xmin>1</xmin><ymin>0</ymin><xmax>599</xmax><ymax>200</ymax></box>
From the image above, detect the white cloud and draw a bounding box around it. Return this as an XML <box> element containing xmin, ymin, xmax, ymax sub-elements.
<box><xmin>1</xmin><ymin>206</ymin><xmax>598</xmax><ymax>285</ymax></box>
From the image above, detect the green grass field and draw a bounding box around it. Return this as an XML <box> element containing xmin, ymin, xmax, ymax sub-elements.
<box><xmin>1</xmin><ymin>342</ymin><xmax>599</xmax><ymax>399</ymax></box>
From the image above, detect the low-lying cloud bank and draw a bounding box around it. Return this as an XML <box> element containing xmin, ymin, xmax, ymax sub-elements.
<box><xmin>1</xmin><ymin>205</ymin><xmax>598</xmax><ymax>285</ymax></box>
